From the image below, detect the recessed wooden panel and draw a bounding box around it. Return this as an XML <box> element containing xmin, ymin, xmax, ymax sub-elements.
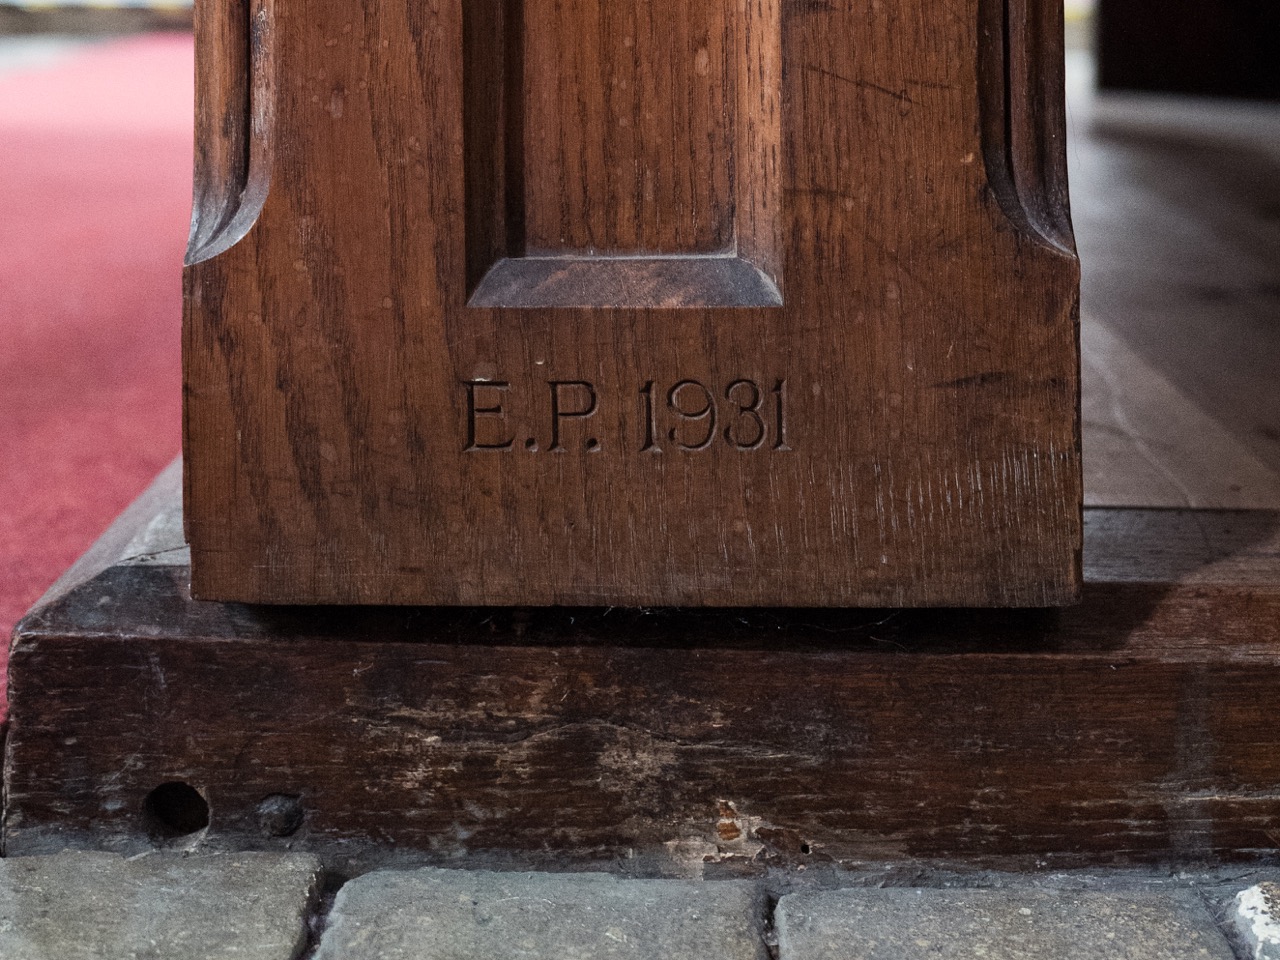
<box><xmin>521</xmin><ymin>0</ymin><xmax>736</xmax><ymax>255</ymax></box>
<box><xmin>463</xmin><ymin>0</ymin><xmax>783</xmax><ymax>307</ymax></box>
<box><xmin>182</xmin><ymin>0</ymin><xmax>1080</xmax><ymax>605</ymax></box>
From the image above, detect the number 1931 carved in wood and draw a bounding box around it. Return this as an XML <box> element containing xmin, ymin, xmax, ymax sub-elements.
<box><xmin>183</xmin><ymin>0</ymin><xmax>1080</xmax><ymax>606</ymax></box>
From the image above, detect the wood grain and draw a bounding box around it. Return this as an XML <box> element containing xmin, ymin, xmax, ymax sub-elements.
<box><xmin>520</xmin><ymin>0</ymin><xmax>737</xmax><ymax>256</ymax></box>
<box><xmin>182</xmin><ymin>0</ymin><xmax>1081</xmax><ymax>606</ymax></box>
<box><xmin>5</xmin><ymin>468</ymin><xmax>1279</xmax><ymax>869</ymax></box>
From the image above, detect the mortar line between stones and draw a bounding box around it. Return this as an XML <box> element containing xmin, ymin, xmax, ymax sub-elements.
<box><xmin>1195</xmin><ymin>883</ymin><xmax>1253</xmax><ymax>960</ymax></box>
<box><xmin>761</xmin><ymin>889</ymin><xmax>781</xmax><ymax>960</ymax></box>
<box><xmin>297</xmin><ymin>870</ymin><xmax>347</xmax><ymax>960</ymax></box>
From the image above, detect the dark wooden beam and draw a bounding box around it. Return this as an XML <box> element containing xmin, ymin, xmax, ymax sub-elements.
<box><xmin>6</xmin><ymin>464</ymin><xmax>1279</xmax><ymax>872</ymax></box>
<box><xmin>1099</xmin><ymin>0</ymin><xmax>1280</xmax><ymax>100</ymax></box>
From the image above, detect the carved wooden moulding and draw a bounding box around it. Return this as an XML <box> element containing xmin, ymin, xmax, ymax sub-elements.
<box><xmin>183</xmin><ymin>0</ymin><xmax>1080</xmax><ymax>605</ymax></box>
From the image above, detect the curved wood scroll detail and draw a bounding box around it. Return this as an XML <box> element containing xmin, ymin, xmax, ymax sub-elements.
<box><xmin>186</xmin><ymin>0</ymin><xmax>275</xmax><ymax>266</ymax></box>
<box><xmin>978</xmin><ymin>0</ymin><xmax>1075</xmax><ymax>254</ymax></box>
<box><xmin>462</xmin><ymin>0</ymin><xmax>784</xmax><ymax>308</ymax></box>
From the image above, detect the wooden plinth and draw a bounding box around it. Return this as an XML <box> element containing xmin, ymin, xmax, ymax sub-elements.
<box><xmin>5</xmin><ymin>460</ymin><xmax>1280</xmax><ymax>872</ymax></box>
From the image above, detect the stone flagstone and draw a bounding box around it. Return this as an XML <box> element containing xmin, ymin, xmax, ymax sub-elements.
<box><xmin>1233</xmin><ymin>883</ymin><xmax>1280</xmax><ymax>960</ymax></box>
<box><xmin>776</xmin><ymin>888</ymin><xmax>1237</xmax><ymax>960</ymax></box>
<box><xmin>313</xmin><ymin>867</ymin><xmax>768</xmax><ymax>960</ymax></box>
<box><xmin>0</xmin><ymin>851</ymin><xmax>320</xmax><ymax>960</ymax></box>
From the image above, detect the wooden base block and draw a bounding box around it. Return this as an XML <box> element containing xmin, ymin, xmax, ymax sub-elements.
<box><xmin>5</xmin><ymin>462</ymin><xmax>1280</xmax><ymax>872</ymax></box>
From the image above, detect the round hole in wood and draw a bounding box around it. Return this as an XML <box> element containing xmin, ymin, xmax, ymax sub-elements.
<box><xmin>143</xmin><ymin>781</ymin><xmax>209</xmax><ymax>839</ymax></box>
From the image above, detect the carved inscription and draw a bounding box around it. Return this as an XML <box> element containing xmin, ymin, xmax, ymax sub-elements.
<box><xmin>641</xmin><ymin>379</ymin><xmax>790</xmax><ymax>452</ymax></box>
<box><xmin>462</xmin><ymin>379</ymin><xmax>790</xmax><ymax>453</ymax></box>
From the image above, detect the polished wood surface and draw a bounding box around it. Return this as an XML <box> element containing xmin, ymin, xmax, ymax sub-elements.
<box><xmin>182</xmin><ymin>0</ymin><xmax>1081</xmax><ymax>606</ymax></box>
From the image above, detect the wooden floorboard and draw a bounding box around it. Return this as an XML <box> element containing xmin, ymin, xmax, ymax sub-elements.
<box><xmin>1074</xmin><ymin>70</ymin><xmax>1280</xmax><ymax>507</ymax></box>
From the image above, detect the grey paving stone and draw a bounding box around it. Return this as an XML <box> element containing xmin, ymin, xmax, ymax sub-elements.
<box><xmin>0</xmin><ymin>850</ymin><xmax>320</xmax><ymax>960</ymax></box>
<box><xmin>314</xmin><ymin>867</ymin><xmax>767</xmax><ymax>960</ymax></box>
<box><xmin>776</xmin><ymin>888</ymin><xmax>1236</xmax><ymax>960</ymax></box>
<box><xmin>1233</xmin><ymin>882</ymin><xmax>1280</xmax><ymax>960</ymax></box>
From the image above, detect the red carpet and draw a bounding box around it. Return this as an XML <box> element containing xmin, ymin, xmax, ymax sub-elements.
<box><xmin>0</xmin><ymin>34</ymin><xmax>194</xmax><ymax>720</ymax></box>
